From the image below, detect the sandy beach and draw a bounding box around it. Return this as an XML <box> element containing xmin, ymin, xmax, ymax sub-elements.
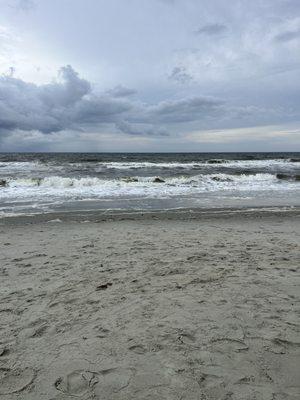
<box><xmin>0</xmin><ymin>209</ymin><xmax>299</xmax><ymax>399</ymax></box>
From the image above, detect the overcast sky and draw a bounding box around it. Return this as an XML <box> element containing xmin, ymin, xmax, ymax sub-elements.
<box><xmin>0</xmin><ymin>0</ymin><xmax>300</xmax><ymax>152</ymax></box>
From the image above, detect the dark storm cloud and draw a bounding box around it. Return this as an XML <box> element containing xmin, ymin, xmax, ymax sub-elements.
<box><xmin>274</xmin><ymin>29</ymin><xmax>300</xmax><ymax>42</ymax></box>
<box><xmin>195</xmin><ymin>23</ymin><xmax>227</xmax><ymax>36</ymax></box>
<box><xmin>0</xmin><ymin>65</ymin><xmax>132</xmax><ymax>135</ymax></box>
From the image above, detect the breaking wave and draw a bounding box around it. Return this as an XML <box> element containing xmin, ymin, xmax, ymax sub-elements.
<box><xmin>1</xmin><ymin>158</ymin><xmax>298</xmax><ymax>172</ymax></box>
<box><xmin>0</xmin><ymin>152</ymin><xmax>299</xmax><ymax>216</ymax></box>
<box><xmin>0</xmin><ymin>173</ymin><xmax>298</xmax><ymax>202</ymax></box>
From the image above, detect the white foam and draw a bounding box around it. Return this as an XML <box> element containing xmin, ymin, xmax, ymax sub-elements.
<box><xmin>92</xmin><ymin>159</ymin><xmax>298</xmax><ymax>171</ymax></box>
<box><xmin>0</xmin><ymin>173</ymin><xmax>298</xmax><ymax>204</ymax></box>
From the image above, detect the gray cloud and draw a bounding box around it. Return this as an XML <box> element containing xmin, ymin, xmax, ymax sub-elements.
<box><xmin>148</xmin><ymin>97</ymin><xmax>225</xmax><ymax>123</ymax></box>
<box><xmin>168</xmin><ymin>66</ymin><xmax>193</xmax><ymax>84</ymax></box>
<box><xmin>0</xmin><ymin>66</ymin><xmax>244</xmax><ymax>138</ymax></box>
<box><xmin>1</xmin><ymin>0</ymin><xmax>299</xmax><ymax>151</ymax></box>
<box><xmin>195</xmin><ymin>23</ymin><xmax>227</xmax><ymax>36</ymax></box>
<box><xmin>1</xmin><ymin>63</ymin><xmax>299</xmax><ymax>148</ymax></box>
<box><xmin>0</xmin><ymin>65</ymin><xmax>132</xmax><ymax>135</ymax></box>
<box><xmin>116</xmin><ymin>121</ymin><xmax>169</xmax><ymax>136</ymax></box>
<box><xmin>274</xmin><ymin>29</ymin><xmax>300</xmax><ymax>42</ymax></box>
<box><xmin>106</xmin><ymin>85</ymin><xmax>137</xmax><ymax>97</ymax></box>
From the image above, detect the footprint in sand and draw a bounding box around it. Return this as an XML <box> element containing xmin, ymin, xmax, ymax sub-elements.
<box><xmin>31</xmin><ymin>324</ymin><xmax>49</xmax><ymax>338</ymax></box>
<box><xmin>94</xmin><ymin>368</ymin><xmax>134</xmax><ymax>396</ymax></box>
<box><xmin>55</xmin><ymin>367</ymin><xmax>135</xmax><ymax>398</ymax></box>
<box><xmin>210</xmin><ymin>338</ymin><xmax>249</xmax><ymax>353</ymax></box>
<box><xmin>0</xmin><ymin>346</ymin><xmax>9</xmax><ymax>356</ymax></box>
<box><xmin>55</xmin><ymin>370</ymin><xmax>98</xmax><ymax>397</ymax></box>
<box><xmin>0</xmin><ymin>367</ymin><xmax>36</xmax><ymax>395</ymax></box>
<box><xmin>199</xmin><ymin>372</ymin><xmax>225</xmax><ymax>389</ymax></box>
<box><xmin>128</xmin><ymin>344</ymin><xmax>147</xmax><ymax>354</ymax></box>
<box><xmin>177</xmin><ymin>332</ymin><xmax>196</xmax><ymax>345</ymax></box>
<box><xmin>265</xmin><ymin>337</ymin><xmax>300</xmax><ymax>354</ymax></box>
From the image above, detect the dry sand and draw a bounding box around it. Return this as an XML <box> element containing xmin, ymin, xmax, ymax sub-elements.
<box><xmin>0</xmin><ymin>209</ymin><xmax>299</xmax><ymax>399</ymax></box>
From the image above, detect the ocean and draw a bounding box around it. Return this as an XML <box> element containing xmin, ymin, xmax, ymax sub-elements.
<box><xmin>0</xmin><ymin>152</ymin><xmax>299</xmax><ymax>217</ymax></box>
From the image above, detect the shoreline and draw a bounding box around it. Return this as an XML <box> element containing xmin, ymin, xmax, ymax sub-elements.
<box><xmin>1</xmin><ymin>204</ymin><xmax>300</xmax><ymax>225</ymax></box>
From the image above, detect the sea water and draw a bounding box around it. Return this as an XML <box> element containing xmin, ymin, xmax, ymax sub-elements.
<box><xmin>0</xmin><ymin>152</ymin><xmax>299</xmax><ymax>216</ymax></box>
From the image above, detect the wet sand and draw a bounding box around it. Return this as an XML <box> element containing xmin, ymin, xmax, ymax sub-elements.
<box><xmin>0</xmin><ymin>209</ymin><xmax>299</xmax><ymax>399</ymax></box>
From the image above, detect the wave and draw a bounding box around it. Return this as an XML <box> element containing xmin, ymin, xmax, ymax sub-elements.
<box><xmin>2</xmin><ymin>171</ymin><xmax>300</xmax><ymax>187</ymax></box>
<box><xmin>0</xmin><ymin>173</ymin><xmax>298</xmax><ymax>202</ymax></box>
<box><xmin>0</xmin><ymin>161</ymin><xmax>63</xmax><ymax>174</ymax></box>
<box><xmin>95</xmin><ymin>159</ymin><xmax>296</xmax><ymax>169</ymax></box>
<box><xmin>1</xmin><ymin>159</ymin><xmax>299</xmax><ymax>179</ymax></box>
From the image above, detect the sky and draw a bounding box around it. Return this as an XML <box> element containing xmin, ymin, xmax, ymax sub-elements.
<box><xmin>0</xmin><ymin>0</ymin><xmax>300</xmax><ymax>152</ymax></box>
